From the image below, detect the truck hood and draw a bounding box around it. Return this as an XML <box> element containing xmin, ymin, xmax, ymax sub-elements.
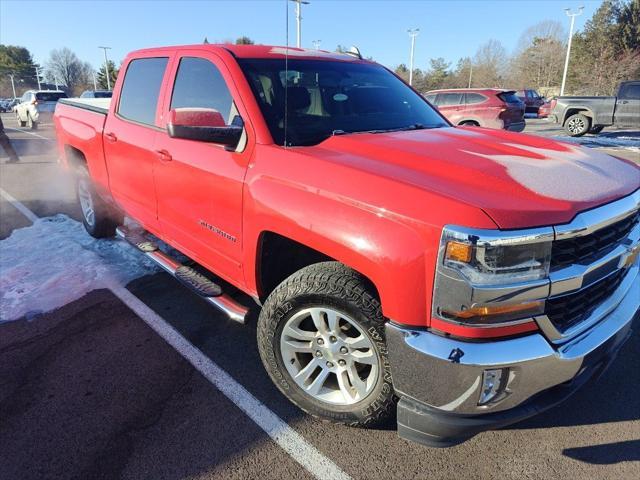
<box><xmin>307</xmin><ymin>127</ymin><xmax>640</xmax><ymax>228</ymax></box>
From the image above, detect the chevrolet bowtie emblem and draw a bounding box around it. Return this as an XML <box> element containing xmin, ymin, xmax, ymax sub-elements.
<box><xmin>622</xmin><ymin>243</ymin><xmax>640</xmax><ymax>268</ymax></box>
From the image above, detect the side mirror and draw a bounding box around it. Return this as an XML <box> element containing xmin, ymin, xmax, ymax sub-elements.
<box><xmin>167</xmin><ymin>108</ymin><xmax>243</xmax><ymax>148</ymax></box>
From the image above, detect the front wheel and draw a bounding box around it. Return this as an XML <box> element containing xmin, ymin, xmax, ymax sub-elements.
<box><xmin>257</xmin><ymin>262</ymin><xmax>396</xmax><ymax>427</ymax></box>
<box><xmin>565</xmin><ymin>113</ymin><xmax>591</xmax><ymax>136</ymax></box>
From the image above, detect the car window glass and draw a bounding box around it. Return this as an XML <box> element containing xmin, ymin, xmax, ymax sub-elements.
<box><xmin>425</xmin><ymin>94</ymin><xmax>436</xmax><ymax>104</ymax></box>
<box><xmin>118</xmin><ymin>57</ymin><xmax>169</xmax><ymax>126</ymax></box>
<box><xmin>170</xmin><ymin>57</ymin><xmax>234</xmax><ymax>123</ymax></box>
<box><xmin>465</xmin><ymin>93</ymin><xmax>486</xmax><ymax>105</ymax></box>
<box><xmin>620</xmin><ymin>83</ymin><xmax>640</xmax><ymax>100</ymax></box>
<box><xmin>438</xmin><ymin>93</ymin><xmax>463</xmax><ymax>106</ymax></box>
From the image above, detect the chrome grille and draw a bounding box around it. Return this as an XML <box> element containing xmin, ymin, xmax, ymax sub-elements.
<box><xmin>551</xmin><ymin>210</ymin><xmax>639</xmax><ymax>270</ymax></box>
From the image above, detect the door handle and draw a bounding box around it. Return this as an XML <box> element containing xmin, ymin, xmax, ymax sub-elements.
<box><xmin>155</xmin><ymin>149</ymin><xmax>173</xmax><ymax>162</ymax></box>
<box><xmin>105</xmin><ymin>132</ymin><xmax>117</xmax><ymax>142</ymax></box>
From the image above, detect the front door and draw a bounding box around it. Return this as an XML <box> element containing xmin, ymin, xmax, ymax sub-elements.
<box><xmin>103</xmin><ymin>56</ymin><xmax>171</xmax><ymax>232</ymax></box>
<box><xmin>153</xmin><ymin>52</ymin><xmax>252</xmax><ymax>283</ymax></box>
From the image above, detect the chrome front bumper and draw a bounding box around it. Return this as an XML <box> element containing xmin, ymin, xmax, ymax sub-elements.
<box><xmin>387</xmin><ymin>263</ymin><xmax>638</xmax><ymax>417</ymax></box>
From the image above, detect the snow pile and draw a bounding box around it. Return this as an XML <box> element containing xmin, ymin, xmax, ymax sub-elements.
<box><xmin>0</xmin><ymin>214</ymin><xmax>159</xmax><ymax>322</ymax></box>
<box><xmin>553</xmin><ymin>134</ymin><xmax>640</xmax><ymax>152</ymax></box>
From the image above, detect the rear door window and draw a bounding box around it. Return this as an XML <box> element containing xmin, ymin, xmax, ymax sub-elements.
<box><xmin>619</xmin><ymin>83</ymin><xmax>640</xmax><ymax>100</ymax></box>
<box><xmin>498</xmin><ymin>91</ymin><xmax>522</xmax><ymax>104</ymax></box>
<box><xmin>437</xmin><ymin>93</ymin><xmax>463</xmax><ymax>106</ymax></box>
<box><xmin>118</xmin><ymin>57</ymin><xmax>169</xmax><ymax>126</ymax></box>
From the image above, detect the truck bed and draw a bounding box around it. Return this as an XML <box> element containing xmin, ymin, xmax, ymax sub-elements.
<box><xmin>58</xmin><ymin>97</ymin><xmax>111</xmax><ymax>115</ymax></box>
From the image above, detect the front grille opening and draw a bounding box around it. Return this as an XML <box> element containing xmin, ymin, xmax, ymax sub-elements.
<box><xmin>551</xmin><ymin>211</ymin><xmax>639</xmax><ymax>270</ymax></box>
<box><xmin>545</xmin><ymin>269</ymin><xmax>627</xmax><ymax>332</ymax></box>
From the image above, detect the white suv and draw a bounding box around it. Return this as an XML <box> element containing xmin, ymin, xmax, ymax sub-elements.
<box><xmin>15</xmin><ymin>90</ymin><xmax>67</xmax><ymax>129</ymax></box>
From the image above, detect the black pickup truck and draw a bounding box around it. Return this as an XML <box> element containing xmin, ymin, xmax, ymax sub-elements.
<box><xmin>551</xmin><ymin>80</ymin><xmax>639</xmax><ymax>136</ymax></box>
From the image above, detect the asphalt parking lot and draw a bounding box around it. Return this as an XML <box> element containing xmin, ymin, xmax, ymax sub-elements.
<box><xmin>1</xmin><ymin>113</ymin><xmax>639</xmax><ymax>480</ymax></box>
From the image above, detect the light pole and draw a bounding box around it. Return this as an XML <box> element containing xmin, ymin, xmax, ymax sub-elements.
<box><xmin>9</xmin><ymin>74</ymin><xmax>17</xmax><ymax>98</ymax></box>
<box><xmin>560</xmin><ymin>6</ymin><xmax>583</xmax><ymax>96</ymax></box>
<box><xmin>312</xmin><ymin>39</ymin><xmax>321</xmax><ymax>50</ymax></box>
<box><xmin>290</xmin><ymin>0</ymin><xmax>310</xmax><ymax>48</ymax></box>
<box><xmin>93</xmin><ymin>71</ymin><xmax>98</xmax><ymax>91</ymax></box>
<box><xmin>468</xmin><ymin>63</ymin><xmax>473</xmax><ymax>88</ymax></box>
<box><xmin>407</xmin><ymin>28</ymin><xmax>419</xmax><ymax>86</ymax></box>
<box><xmin>99</xmin><ymin>46</ymin><xmax>112</xmax><ymax>90</ymax></box>
<box><xmin>34</xmin><ymin>66</ymin><xmax>42</xmax><ymax>90</ymax></box>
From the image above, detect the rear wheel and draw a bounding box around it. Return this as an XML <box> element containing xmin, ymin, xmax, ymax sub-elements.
<box><xmin>76</xmin><ymin>166</ymin><xmax>120</xmax><ymax>238</ymax></box>
<box><xmin>17</xmin><ymin>113</ymin><xmax>26</xmax><ymax>128</ymax></box>
<box><xmin>565</xmin><ymin>113</ymin><xmax>591</xmax><ymax>136</ymax></box>
<box><xmin>460</xmin><ymin>121</ymin><xmax>479</xmax><ymax>127</ymax></box>
<box><xmin>27</xmin><ymin>114</ymin><xmax>37</xmax><ymax>130</ymax></box>
<box><xmin>589</xmin><ymin>125</ymin><xmax>605</xmax><ymax>134</ymax></box>
<box><xmin>257</xmin><ymin>262</ymin><xmax>396</xmax><ymax>427</ymax></box>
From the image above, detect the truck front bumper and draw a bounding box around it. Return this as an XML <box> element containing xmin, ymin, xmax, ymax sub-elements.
<box><xmin>385</xmin><ymin>266</ymin><xmax>639</xmax><ymax>447</ymax></box>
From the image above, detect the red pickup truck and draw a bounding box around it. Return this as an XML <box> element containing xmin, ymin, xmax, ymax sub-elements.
<box><xmin>54</xmin><ymin>44</ymin><xmax>640</xmax><ymax>447</ymax></box>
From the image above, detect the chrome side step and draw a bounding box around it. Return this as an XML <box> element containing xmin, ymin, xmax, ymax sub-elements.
<box><xmin>116</xmin><ymin>226</ymin><xmax>249</xmax><ymax>323</ymax></box>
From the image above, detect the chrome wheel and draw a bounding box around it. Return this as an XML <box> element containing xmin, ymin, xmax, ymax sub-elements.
<box><xmin>567</xmin><ymin>116</ymin><xmax>586</xmax><ymax>134</ymax></box>
<box><xmin>78</xmin><ymin>178</ymin><xmax>95</xmax><ymax>227</ymax></box>
<box><xmin>280</xmin><ymin>307</ymin><xmax>379</xmax><ymax>405</ymax></box>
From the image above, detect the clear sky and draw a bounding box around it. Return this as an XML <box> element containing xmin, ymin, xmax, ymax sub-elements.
<box><xmin>1</xmin><ymin>0</ymin><xmax>601</xmax><ymax>72</ymax></box>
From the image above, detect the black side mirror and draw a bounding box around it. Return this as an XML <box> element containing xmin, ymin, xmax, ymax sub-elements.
<box><xmin>167</xmin><ymin>108</ymin><xmax>243</xmax><ymax>149</ymax></box>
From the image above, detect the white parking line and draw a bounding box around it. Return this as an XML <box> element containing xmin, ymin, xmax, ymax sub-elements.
<box><xmin>4</xmin><ymin>126</ymin><xmax>54</xmax><ymax>141</ymax></box>
<box><xmin>0</xmin><ymin>187</ymin><xmax>352</xmax><ymax>480</ymax></box>
<box><xmin>0</xmin><ymin>187</ymin><xmax>39</xmax><ymax>223</ymax></box>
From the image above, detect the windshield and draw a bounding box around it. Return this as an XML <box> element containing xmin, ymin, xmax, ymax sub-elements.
<box><xmin>238</xmin><ymin>59</ymin><xmax>449</xmax><ymax>146</ymax></box>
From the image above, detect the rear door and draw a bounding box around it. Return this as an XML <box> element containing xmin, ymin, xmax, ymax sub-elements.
<box><xmin>153</xmin><ymin>51</ymin><xmax>253</xmax><ymax>282</ymax></box>
<box><xmin>615</xmin><ymin>82</ymin><xmax>640</xmax><ymax>127</ymax></box>
<box><xmin>103</xmin><ymin>54</ymin><xmax>172</xmax><ymax>232</ymax></box>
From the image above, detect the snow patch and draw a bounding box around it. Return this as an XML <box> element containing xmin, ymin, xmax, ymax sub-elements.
<box><xmin>0</xmin><ymin>214</ymin><xmax>159</xmax><ymax>322</ymax></box>
<box><xmin>553</xmin><ymin>134</ymin><xmax>640</xmax><ymax>152</ymax></box>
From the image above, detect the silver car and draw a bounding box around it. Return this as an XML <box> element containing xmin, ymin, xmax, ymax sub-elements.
<box><xmin>15</xmin><ymin>90</ymin><xmax>67</xmax><ymax>129</ymax></box>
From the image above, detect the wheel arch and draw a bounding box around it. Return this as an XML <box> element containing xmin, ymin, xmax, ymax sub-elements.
<box><xmin>562</xmin><ymin>107</ymin><xmax>594</xmax><ymax>125</ymax></box>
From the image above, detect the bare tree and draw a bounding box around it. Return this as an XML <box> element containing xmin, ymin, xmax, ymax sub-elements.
<box><xmin>45</xmin><ymin>48</ymin><xmax>92</xmax><ymax>95</ymax></box>
<box><xmin>472</xmin><ymin>40</ymin><xmax>509</xmax><ymax>87</ymax></box>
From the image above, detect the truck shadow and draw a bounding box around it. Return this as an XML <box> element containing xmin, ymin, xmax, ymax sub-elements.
<box><xmin>563</xmin><ymin>439</ymin><xmax>640</xmax><ymax>464</ymax></box>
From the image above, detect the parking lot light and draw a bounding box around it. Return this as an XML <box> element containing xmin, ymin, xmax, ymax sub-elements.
<box><xmin>560</xmin><ymin>6</ymin><xmax>584</xmax><ymax>96</ymax></box>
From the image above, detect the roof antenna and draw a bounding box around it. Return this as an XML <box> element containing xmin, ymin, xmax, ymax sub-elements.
<box><xmin>284</xmin><ymin>0</ymin><xmax>289</xmax><ymax>148</ymax></box>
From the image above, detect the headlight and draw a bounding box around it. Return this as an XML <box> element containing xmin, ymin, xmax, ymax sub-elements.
<box><xmin>441</xmin><ymin>227</ymin><xmax>552</xmax><ymax>285</ymax></box>
<box><xmin>432</xmin><ymin>225</ymin><xmax>554</xmax><ymax>330</ymax></box>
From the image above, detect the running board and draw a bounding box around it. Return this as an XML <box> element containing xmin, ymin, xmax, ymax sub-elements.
<box><xmin>116</xmin><ymin>226</ymin><xmax>248</xmax><ymax>324</ymax></box>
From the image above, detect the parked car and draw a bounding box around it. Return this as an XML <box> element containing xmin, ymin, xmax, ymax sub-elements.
<box><xmin>80</xmin><ymin>90</ymin><xmax>113</xmax><ymax>99</ymax></box>
<box><xmin>15</xmin><ymin>90</ymin><xmax>67</xmax><ymax>129</ymax></box>
<box><xmin>54</xmin><ymin>44</ymin><xmax>639</xmax><ymax>448</ymax></box>
<box><xmin>516</xmin><ymin>89</ymin><xmax>545</xmax><ymax>114</ymax></box>
<box><xmin>424</xmin><ymin>88</ymin><xmax>525</xmax><ymax>132</ymax></box>
<box><xmin>550</xmin><ymin>80</ymin><xmax>640</xmax><ymax>136</ymax></box>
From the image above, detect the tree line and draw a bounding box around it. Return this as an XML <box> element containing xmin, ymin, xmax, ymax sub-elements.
<box><xmin>394</xmin><ymin>0</ymin><xmax>639</xmax><ymax>96</ymax></box>
<box><xmin>1</xmin><ymin>1</ymin><xmax>638</xmax><ymax>98</ymax></box>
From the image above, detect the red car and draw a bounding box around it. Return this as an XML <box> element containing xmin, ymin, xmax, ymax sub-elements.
<box><xmin>538</xmin><ymin>100</ymin><xmax>552</xmax><ymax>118</ymax></box>
<box><xmin>425</xmin><ymin>88</ymin><xmax>525</xmax><ymax>132</ymax></box>
<box><xmin>54</xmin><ymin>44</ymin><xmax>640</xmax><ymax>448</ymax></box>
<box><xmin>516</xmin><ymin>89</ymin><xmax>546</xmax><ymax>114</ymax></box>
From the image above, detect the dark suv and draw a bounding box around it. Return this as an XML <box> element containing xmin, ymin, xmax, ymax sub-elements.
<box><xmin>516</xmin><ymin>89</ymin><xmax>545</xmax><ymax>114</ymax></box>
<box><xmin>425</xmin><ymin>88</ymin><xmax>525</xmax><ymax>132</ymax></box>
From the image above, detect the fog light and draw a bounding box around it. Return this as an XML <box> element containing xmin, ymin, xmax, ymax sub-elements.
<box><xmin>479</xmin><ymin>369</ymin><xmax>506</xmax><ymax>405</ymax></box>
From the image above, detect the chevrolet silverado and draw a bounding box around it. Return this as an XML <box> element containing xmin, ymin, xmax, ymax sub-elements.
<box><xmin>54</xmin><ymin>44</ymin><xmax>640</xmax><ymax>447</ymax></box>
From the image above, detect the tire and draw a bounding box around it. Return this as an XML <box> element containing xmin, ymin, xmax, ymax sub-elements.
<box><xmin>589</xmin><ymin>125</ymin><xmax>605</xmax><ymax>134</ymax></box>
<box><xmin>460</xmin><ymin>121</ymin><xmax>479</xmax><ymax>127</ymax></box>
<box><xmin>27</xmin><ymin>114</ymin><xmax>37</xmax><ymax>130</ymax></box>
<box><xmin>17</xmin><ymin>114</ymin><xmax>26</xmax><ymax>128</ymax></box>
<box><xmin>76</xmin><ymin>166</ymin><xmax>120</xmax><ymax>238</ymax></box>
<box><xmin>565</xmin><ymin>113</ymin><xmax>591</xmax><ymax>136</ymax></box>
<box><xmin>257</xmin><ymin>262</ymin><xmax>396</xmax><ymax>428</ymax></box>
